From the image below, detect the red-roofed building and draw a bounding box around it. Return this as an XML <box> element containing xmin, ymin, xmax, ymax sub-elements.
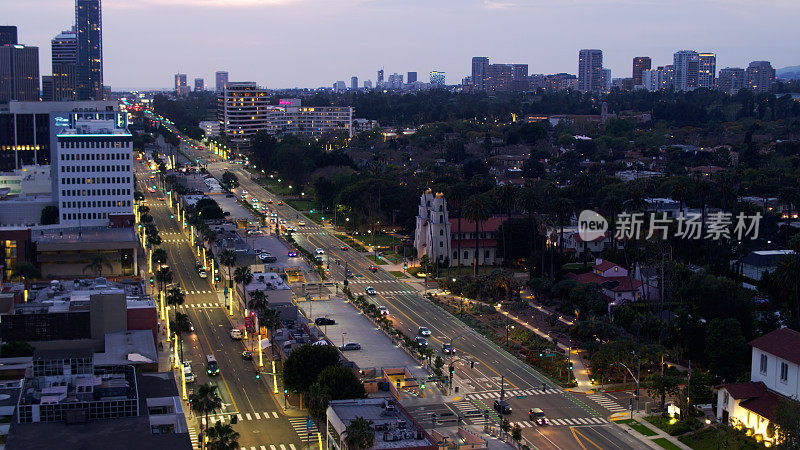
<box><xmin>716</xmin><ymin>328</ymin><xmax>800</xmax><ymax>445</ymax></box>
<box><xmin>449</xmin><ymin>217</ymin><xmax>506</xmax><ymax>267</ymax></box>
<box><xmin>565</xmin><ymin>259</ymin><xmax>657</xmax><ymax>304</ymax></box>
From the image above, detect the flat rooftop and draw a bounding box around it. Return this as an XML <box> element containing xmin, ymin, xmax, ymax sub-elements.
<box><xmin>31</xmin><ymin>226</ymin><xmax>138</xmax><ymax>246</ymax></box>
<box><xmin>17</xmin><ymin>277</ymin><xmax>154</xmax><ymax>314</ymax></box>
<box><xmin>328</xmin><ymin>398</ymin><xmax>433</xmax><ymax>449</ymax></box>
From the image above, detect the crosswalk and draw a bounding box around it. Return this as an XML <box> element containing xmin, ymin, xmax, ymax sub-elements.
<box><xmin>466</xmin><ymin>388</ymin><xmax>561</xmax><ymax>400</ymax></box>
<box><xmin>178</xmin><ymin>302</ymin><xmax>221</xmax><ymax>309</ymax></box>
<box><xmin>371</xmin><ymin>290</ymin><xmax>416</xmax><ymax>295</ymax></box>
<box><xmin>288</xmin><ymin>417</ymin><xmax>318</xmax><ymax>442</ymax></box>
<box><xmin>348</xmin><ymin>279</ymin><xmax>400</xmax><ymax>284</ymax></box>
<box><xmin>587</xmin><ymin>394</ymin><xmax>628</xmax><ymax>413</ymax></box>
<box><xmin>510</xmin><ymin>417</ymin><xmax>609</xmax><ymax>427</ymax></box>
<box><xmin>188</xmin><ymin>425</ymin><xmax>199</xmax><ymax>449</ymax></box>
<box><xmin>185</xmin><ymin>290</ymin><xmax>215</xmax><ymax>295</ymax></box>
<box><xmin>202</xmin><ymin>411</ymin><xmax>281</xmax><ymax>424</ymax></box>
<box><xmin>242</xmin><ymin>445</ymin><xmax>298</xmax><ymax>450</ymax></box>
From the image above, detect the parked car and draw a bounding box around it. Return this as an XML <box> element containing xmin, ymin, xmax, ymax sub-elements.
<box><xmin>414</xmin><ymin>337</ymin><xmax>428</xmax><ymax>348</ymax></box>
<box><xmin>198</xmin><ymin>270</ymin><xmax>207</xmax><ymax>279</ymax></box>
<box><xmin>442</xmin><ymin>343</ymin><xmax>455</xmax><ymax>355</ymax></box>
<box><xmin>241</xmin><ymin>350</ymin><xmax>253</xmax><ymax>361</ymax></box>
<box><xmin>493</xmin><ymin>400</ymin><xmax>512</xmax><ymax>415</ymax></box>
<box><xmin>339</xmin><ymin>342</ymin><xmax>361</xmax><ymax>351</ymax></box>
<box><xmin>230</xmin><ymin>328</ymin><xmax>244</xmax><ymax>340</ymax></box>
<box><xmin>365</xmin><ymin>287</ymin><xmax>377</xmax><ymax>295</ymax></box>
<box><xmin>315</xmin><ymin>317</ymin><xmax>336</xmax><ymax>326</ymax></box>
<box><xmin>260</xmin><ymin>254</ymin><xmax>277</xmax><ymax>263</ymax></box>
<box><xmin>529</xmin><ymin>408</ymin><xmax>549</xmax><ymax>425</ymax></box>
<box><xmin>182</xmin><ymin>361</ymin><xmax>195</xmax><ymax>383</ymax></box>
<box><xmin>418</xmin><ymin>327</ymin><xmax>431</xmax><ymax>336</ymax></box>
<box><xmin>377</xmin><ymin>306</ymin><xmax>389</xmax><ymax>315</ymax></box>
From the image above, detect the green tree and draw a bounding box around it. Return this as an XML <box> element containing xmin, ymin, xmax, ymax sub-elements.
<box><xmin>151</xmin><ymin>248</ymin><xmax>168</xmax><ymax>268</ymax></box>
<box><xmin>206</xmin><ymin>420</ymin><xmax>240</xmax><ymax>450</ymax></box>
<box><xmin>464</xmin><ymin>194</ymin><xmax>492</xmax><ymax>276</ymax></box>
<box><xmin>82</xmin><ymin>254</ymin><xmax>113</xmax><ymax>277</ymax></box>
<box><xmin>774</xmin><ymin>397</ymin><xmax>800</xmax><ymax>448</ymax></box>
<box><xmin>156</xmin><ymin>266</ymin><xmax>173</xmax><ymax>294</ymax></box>
<box><xmin>705</xmin><ymin>318</ymin><xmax>749</xmax><ymax>382</ymax></box>
<box><xmin>282</xmin><ymin>343</ymin><xmax>341</xmax><ymax>393</ymax></box>
<box><xmin>219</xmin><ymin>249</ymin><xmax>236</xmax><ymax>290</ymax></box>
<box><xmin>644</xmin><ymin>373</ymin><xmax>681</xmax><ymax>410</ymax></box>
<box><xmin>512</xmin><ymin>424</ymin><xmax>523</xmax><ymax>445</ymax></box>
<box><xmin>343</xmin><ymin>417</ymin><xmax>375</xmax><ymax>450</ymax></box>
<box><xmin>40</xmin><ymin>205</ymin><xmax>59</xmax><ymax>225</ymax></box>
<box><xmin>233</xmin><ymin>266</ymin><xmax>253</xmax><ymax>321</ymax></box>
<box><xmin>221</xmin><ymin>171</ymin><xmax>239</xmax><ymax>190</ymax></box>
<box><xmin>189</xmin><ymin>383</ymin><xmax>223</xmax><ymax>449</ymax></box>
<box><xmin>9</xmin><ymin>262</ymin><xmax>40</xmax><ymax>285</ymax></box>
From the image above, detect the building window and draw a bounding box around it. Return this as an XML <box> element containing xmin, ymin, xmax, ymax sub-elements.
<box><xmin>484</xmin><ymin>250</ymin><xmax>490</xmax><ymax>258</ymax></box>
<box><xmin>464</xmin><ymin>251</ymin><xmax>468</xmax><ymax>259</ymax></box>
<box><xmin>760</xmin><ymin>354</ymin><xmax>768</xmax><ymax>374</ymax></box>
<box><xmin>452</xmin><ymin>251</ymin><xmax>457</xmax><ymax>259</ymax></box>
<box><xmin>439</xmin><ymin>229</ymin><xmax>444</xmax><ymax>236</ymax></box>
<box><xmin>439</xmin><ymin>241</ymin><xmax>443</xmax><ymax>248</ymax></box>
<box><xmin>780</xmin><ymin>362</ymin><xmax>789</xmax><ymax>383</ymax></box>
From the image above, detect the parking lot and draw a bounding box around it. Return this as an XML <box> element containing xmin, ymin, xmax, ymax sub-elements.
<box><xmin>296</xmin><ymin>297</ymin><xmax>428</xmax><ymax>379</ymax></box>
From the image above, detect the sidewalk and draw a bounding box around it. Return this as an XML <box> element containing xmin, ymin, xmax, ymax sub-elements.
<box><xmin>611</xmin><ymin>411</ymin><xmax>692</xmax><ymax>450</ymax></box>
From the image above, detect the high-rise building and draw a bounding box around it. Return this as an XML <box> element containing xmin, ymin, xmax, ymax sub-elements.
<box><xmin>0</xmin><ymin>26</ymin><xmax>17</xmax><ymax>46</ymax></box>
<box><xmin>387</xmin><ymin>73</ymin><xmax>403</xmax><ymax>90</ymax></box>
<box><xmin>194</xmin><ymin>78</ymin><xmax>204</xmax><ymax>92</ymax></box>
<box><xmin>0</xmin><ymin>44</ymin><xmax>40</xmax><ymax>103</ymax></box>
<box><xmin>363</xmin><ymin>80</ymin><xmax>372</xmax><ymax>89</ymax></box>
<box><xmin>53</xmin><ymin>110</ymin><xmax>133</xmax><ymax>227</ymax></box>
<box><xmin>642</xmin><ymin>69</ymin><xmax>660</xmax><ymax>92</ymax></box>
<box><xmin>217</xmin><ymin>82</ymin><xmax>269</xmax><ymax>148</ymax></box>
<box><xmin>486</xmin><ymin>64</ymin><xmax>512</xmax><ymax>92</ymax></box>
<box><xmin>578</xmin><ymin>49</ymin><xmax>603</xmax><ymax>92</ymax></box>
<box><xmin>673</xmin><ymin>50</ymin><xmax>699</xmax><ymax>91</ymax></box>
<box><xmin>350</xmin><ymin>76</ymin><xmax>358</xmax><ymax>90</ymax></box>
<box><xmin>215</xmin><ymin>71</ymin><xmax>228</xmax><ymax>92</ymax></box>
<box><xmin>407</xmin><ymin>72</ymin><xmax>417</xmax><ymax>83</ymax></box>
<box><xmin>511</xmin><ymin>64</ymin><xmax>528</xmax><ymax>91</ymax></box>
<box><xmin>660</xmin><ymin>65</ymin><xmax>675</xmax><ymax>90</ymax></box>
<box><xmin>698</xmin><ymin>53</ymin><xmax>716</xmax><ymax>89</ymax></box>
<box><xmin>717</xmin><ymin>67</ymin><xmax>746</xmax><ymax>93</ymax></box>
<box><xmin>265</xmin><ymin>99</ymin><xmax>353</xmax><ymax>138</ymax></box>
<box><xmin>377</xmin><ymin>69</ymin><xmax>384</xmax><ymax>85</ymax></box>
<box><xmin>333</xmin><ymin>80</ymin><xmax>346</xmax><ymax>92</ymax></box>
<box><xmin>51</xmin><ymin>29</ymin><xmax>77</xmax><ymax>101</ymax></box>
<box><xmin>471</xmin><ymin>57</ymin><xmax>489</xmax><ymax>91</ymax></box>
<box><xmin>601</xmin><ymin>68</ymin><xmax>612</xmax><ymax>92</ymax></box>
<box><xmin>632</xmin><ymin>57</ymin><xmax>651</xmax><ymax>86</ymax></box>
<box><xmin>75</xmin><ymin>0</ymin><xmax>103</xmax><ymax>100</ymax></box>
<box><xmin>41</xmin><ymin>76</ymin><xmax>54</xmax><ymax>101</ymax></box>
<box><xmin>174</xmin><ymin>73</ymin><xmax>186</xmax><ymax>91</ymax></box>
<box><xmin>747</xmin><ymin>61</ymin><xmax>775</xmax><ymax>93</ymax></box>
<box><xmin>430</xmin><ymin>71</ymin><xmax>446</xmax><ymax>86</ymax></box>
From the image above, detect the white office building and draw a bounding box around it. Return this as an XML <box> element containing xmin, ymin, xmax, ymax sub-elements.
<box><xmin>53</xmin><ymin>111</ymin><xmax>134</xmax><ymax>227</ymax></box>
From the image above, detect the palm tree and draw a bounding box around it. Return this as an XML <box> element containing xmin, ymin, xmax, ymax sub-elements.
<box><xmin>446</xmin><ymin>182</ymin><xmax>470</xmax><ymax>273</ymax></box>
<box><xmin>463</xmin><ymin>195</ymin><xmax>491</xmax><ymax>276</ymax></box>
<box><xmin>247</xmin><ymin>289</ymin><xmax>269</xmax><ymax>319</ymax></box>
<box><xmin>219</xmin><ymin>250</ymin><xmax>237</xmax><ymax>291</ymax></box>
<box><xmin>151</xmin><ymin>248</ymin><xmax>168</xmax><ymax>269</ymax></box>
<box><xmin>233</xmin><ymin>266</ymin><xmax>253</xmax><ymax>318</ymax></box>
<box><xmin>206</xmin><ymin>420</ymin><xmax>240</xmax><ymax>450</ymax></box>
<box><xmin>82</xmin><ymin>254</ymin><xmax>113</xmax><ymax>277</ymax></box>
<box><xmin>156</xmin><ymin>266</ymin><xmax>173</xmax><ymax>294</ymax></box>
<box><xmin>518</xmin><ymin>183</ymin><xmax>543</xmax><ymax>276</ymax></box>
<box><xmin>189</xmin><ymin>383</ymin><xmax>223</xmax><ymax>449</ymax></box>
<box><xmin>166</xmin><ymin>287</ymin><xmax>185</xmax><ymax>329</ymax></box>
<box><xmin>551</xmin><ymin>196</ymin><xmax>574</xmax><ymax>259</ymax></box>
<box><xmin>343</xmin><ymin>416</ymin><xmax>375</xmax><ymax>450</ymax></box>
<box><xmin>496</xmin><ymin>184</ymin><xmax>518</xmax><ymax>267</ymax></box>
<box><xmin>10</xmin><ymin>262</ymin><xmax>40</xmax><ymax>286</ymax></box>
<box><xmin>260</xmin><ymin>307</ymin><xmax>281</xmax><ymax>357</ymax></box>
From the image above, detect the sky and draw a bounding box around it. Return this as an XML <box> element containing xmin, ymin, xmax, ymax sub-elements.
<box><xmin>5</xmin><ymin>0</ymin><xmax>800</xmax><ymax>91</ymax></box>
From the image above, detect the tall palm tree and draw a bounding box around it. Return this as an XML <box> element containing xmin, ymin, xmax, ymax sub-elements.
<box><xmin>233</xmin><ymin>266</ymin><xmax>253</xmax><ymax>317</ymax></box>
<box><xmin>82</xmin><ymin>254</ymin><xmax>113</xmax><ymax>277</ymax></box>
<box><xmin>166</xmin><ymin>287</ymin><xmax>185</xmax><ymax>331</ymax></box>
<box><xmin>247</xmin><ymin>289</ymin><xmax>269</xmax><ymax>319</ymax></box>
<box><xmin>496</xmin><ymin>184</ymin><xmax>518</xmax><ymax>267</ymax></box>
<box><xmin>206</xmin><ymin>420</ymin><xmax>240</xmax><ymax>450</ymax></box>
<box><xmin>551</xmin><ymin>196</ymin><xmax>574</xmax><ymax>259</ymax></box>
<box><xmin>189</xmin><ymin>383</ymin><xmax>223</xmax><ymax>449</ymax></box>
<box><xmin>446</xmin><ymin>182</ymin><xmax>470</xmax><ymax>273</ymax></box>
<box><xmin>156</xmin><ymin>266</ymin><xmax>173</xmax><ymax>294</ymax></box>
<box><xmin>519</xmin><ymin>182</ymin><xmax>543</xmax><ymax>277</ymax></box>
<box><xmin>151</xmin><ymin>248</ymin><xmax>168</xmax><ymax>269</ymax></box>
<box><xmin>219</xmin><ymin>250</ymin><xmax>237</xmax><ymax>291</ymax></box>
<box><xmin>464</xmin><ymin>195</ymin><xmax>491</xmax><ymax>276</ymax></box>
<box><xmin>10</xmin><ymin>262</ymin><xmax>40</xmax><ymax>286</ymax></box>
<box><xmin>344</xmin><ymin>416</ymin><xmax>375</xmax><ymax>450</ymax></box>
<box><xmin>260</xmin><ymin>307</ymin><xmax>281</xmax><ymax>357</ymax></box>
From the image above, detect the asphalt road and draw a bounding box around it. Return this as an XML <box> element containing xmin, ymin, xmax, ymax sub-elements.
<box><xmin>158</xmin><ymin>124</ymin><xmax>649</xmax><ymax>449</ymax></box>
<box><xmin>136</xmin><ymin>163</ymin><xmax>306</xmax><ymax>450</ymax></box>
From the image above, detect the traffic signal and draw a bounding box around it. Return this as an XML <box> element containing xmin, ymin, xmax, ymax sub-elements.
<box><xmin>170</xmin><ymin>214</ymin><xmax>174</xmax><ymax>219</ymax></box>
<box><xmin>420</xmin><ymin>382</ymin><xmax>425</xmax><ymax>390</ymax></box>
<box><xmin>255</xmin><ymin>371</ymin><xmax>260</xmax><ymax>379</ymax></box>
<box><xmin>449</xmin><ymin>365</ymin><xmax>454</xmax><ymax>377</ymax></box>
<box><xmin>284</xmin><ymin>389</ymin><xmax>288</xmax><ymax>396</ymax></box>
<box><xmin>149</xmin><ymin>276</ymin><xmax>154</xmax><ymax>286</ymax></box>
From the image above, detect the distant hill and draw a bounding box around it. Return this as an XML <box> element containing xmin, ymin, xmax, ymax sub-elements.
<box><xmin>777</xmin><ymin>65</ymin><xmax>800</xmax><ymax>80</ymax></box>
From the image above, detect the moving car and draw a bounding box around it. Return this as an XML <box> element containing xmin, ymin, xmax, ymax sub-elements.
<box><xmin>493</xmin><ymin>400</ymin><xmax>512</xmax><ymax>415</ymax></box>
<box><xmin>277</xmin><ymin>201</ymin><xmax>284</xmax><ymax>205</ymax></box>
<box><xmin>315</xmin><ymin>248</ymin><xmax>324</xmax><ymax>255</ymax></box>
<box><xmin>340</xmin><ymin>245</ymin><xmax>349</xmax><ymax>251</ymax></box>
<box><xmin>242</xmin><ymin>350</ymin><xmax>253</xmax><ymax>361</ymax></box>
<box><xmin>442</xmin><ymin>343</ymin><xmax>455</xmax><ymax>355</ymax></box>
<box><xmin>414</xmin><ymin>337</ymin><xmax>428</xmax><ymax>348</ymax></box>
<box><xmin>206</xmin><ymin>355</ymin><xmax>219</xmax><ymax>376</ymax></box>
<box><xmin>365</xmin><ymin>287</ymin><xmax>377</xmax><ymax>295</ymax></box>
<box><xmin>182</xmin><ymin>361</ymin><xmax>195</xmax><ymax>383</ymax></box>
<box><xmin>198</xmin><ymin>270</ymin><xmax>207</xmax><ymax>279</ymax></box>
<box><xmin>339</xmin><ymin>342</ymin><xmax>361</xmax><ymax>351</ymax></box>
<box><xmin>377</xmin><ymin>306</ymin><xmax>389</xmax><ymax>315</ymax></box>
<box><xmin>315</xmin><ymin>317</ymin><xmax>336</xmax><ymax>326</ymax></box>
<box><xmin>529</xmin><ymin>408</ymin><xmax>549</xmax><ymax>425</ymax></box>
<box><xmin>229</xmin><ymin>328</ymin><xmax>244</xmax><ymax>340</ymax></box>
<box><xmin>298</xmin><ymin>221</ymin><xmax>306</xmax><ymax>226</ymax></box>
<box><xmin>287</xmin><ymin>251</ymin><xmax>297</xmax><ymax>257</ymax></box>
<box><xmin>259</xmin><ymin>254</ymin><xmax>277</xmax><ymax>263</ymax></box>
<box><xmin>369</xmin><ymin>265</ymin><xmax>378</xmax><ymax>273</ymax></box>
<box><xmin>418</xmin><ymin>327</ymin><xmax>431</xmax><ymax>336</ymax></box>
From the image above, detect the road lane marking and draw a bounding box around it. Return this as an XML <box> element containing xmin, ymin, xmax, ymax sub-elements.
<box><xmin>254</xmin><ymin>412</ymin><xmax>261</xmax><ymax>420</ymax></box>
<box><xmin>272</xmin><ymin>411</ymin><xmax>278</xmax><ymax>418</ymax></box>
<box><xmin>245</xmin><ymin>413</ymin><xmax>252</xmax><ymax>420</ymax></box>
<box><xmin>189</xmin><ymin>308</ymin><xmax>239</xmax><ymax>412</ymax></box>
<box><xmin>571</xmin><ymin>426</ymin><xmax>603</xmax><ymax>449</ymax></box>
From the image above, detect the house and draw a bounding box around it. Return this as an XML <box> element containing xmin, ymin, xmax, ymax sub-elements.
<box><xmin>741</xmin><ymin>250</ymin><xmax>796</xmax><ymax>281</ymax></box>
<box><xmin>562</xmin><ymin>230</ymin><xmax>615</xmax><ymax>259</ymax></box>
<box><xmin>565</xmin><ymin>259</ymin><xmax>657</xmax><ymax>305</ymax></box>
<box><xmin>716</xmin><ymin>328</ymin><xmax>800</xmax><ymax>446</ymax></box>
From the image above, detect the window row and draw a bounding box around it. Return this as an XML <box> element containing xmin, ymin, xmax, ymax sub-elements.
<box><xmin>60</xmin><ymin>177</ymin><xmax>131</xmax><ymax>185</ymax></box>
<box><xmin>61</xmin><ymin>188</ymin><xmax>131</xmax><ymax>197</ymax></box>
<box><xmin>452</xmin><ymin>250</ymin><xmax>492</xmax><ymax>259</ymax></box>
<box><xmin>59</xmin><ymin>141</ymin><xmax>129</xmax><ymax>149</ymax></box>
<box><xmin>62</xmin><ymin>200</ymin><xmax>131</xmax><ymax>209</ymax></box>
<box><xmin>60</xmin><ymin>164</ymin><xmax>131</xmax><ymax>173</ymax></box>
<box><xmin>60</xmin><ymin>152</ymin><xmax>130</xmax><ymax>161</ymax></box>
<box><xmin>63</xmin><ymin>212</ymin><xmax>113</xmax><ymax>220</ymax></box>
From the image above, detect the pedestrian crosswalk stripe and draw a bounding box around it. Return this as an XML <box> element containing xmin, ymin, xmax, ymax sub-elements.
<box><xmin>289</xmin><ymin>445</ymin><xmax>296</xmax><ymax>450</ymax></box>
<box><xmin>270</xmin><ymin>446</ymin><xmax>276</xmax><ymax>450</ymax></box>
<box><xmin>245</xmin><ymin>413</ymin><xmax>252</xmax><ymax>420</ymax></box>
<box><xmin>272</xmin><ymin>411</ymin><xmax>279</xmax><ymax>418</ymax></box>
<box><xmin>237</xmin><ymin>414</ymin><xmax>243</xmax><ymax>421</ymax></box>
<box><xmin>280</xmin><ymin>445</ymin><xmax>287</xmax><ymax>450</ymax></box>
<box><xmin>254</xmin><ymin>412</ymin><xmax>261</xmax><ymax>420</ymax></box>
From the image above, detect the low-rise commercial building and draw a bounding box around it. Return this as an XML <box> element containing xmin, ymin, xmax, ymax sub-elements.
<box><xmin>325</xmin><ymin>398</ymin><xmax>436</xmax><ymax>450</ymax></box>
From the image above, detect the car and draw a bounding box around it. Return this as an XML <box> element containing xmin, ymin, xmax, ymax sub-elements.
<box><xmin>414</xmin><ymin>337</ymin><xmax>428</xmax><ymax>348</ymax></box>
<box><xmin>247</xmin><ymin>230</ymin><xmax>261</xmax><ymax>235</ymax></box>
<box><xmin>195</xmin><ymin>261</ymin><xmax>204</xmax><ymax>271</ymax></box>
<box><xmin>493</xmin><ymin>400</ymin><xmax>512</xmax><ymax>415</ymax></box>
<box><xmin>157</xmin><ymin>197</ymin><xmax>166</xmax><ymax>201</ymax></box>
<box><xmin>315</xmin><ymin>317</ymin><xmax>336</xmax><ymax>326</ymax></box>
<box><xmin>418</xmin><ymin>327</ymin><xmax>431</xmax><ymax>336</ymax></box>
<box><xmin>377</xmin><ymin>306</ymin><xmax>389</xmax><ymax>316</ymax></box>
<box><xmin>277</xmin><ymin>201</ymin><xmax>284</xmax><ymax>205</ymax></box>
<box><xmin>230</xmin><ymin>328</ymin><xmax>244</xmax><ymax>340</ymax></box>
<box><xmin>206</xmin><ymin>355</ymin><xmax>220</xmax><ymax>376</ymax></box>
<box><xmin>241</xmin><ymin>350</ymin><xmax>253</xmax><ymax>361</ymax></box>
<box><xmin>298</xmin><ymin>221</ymin><xmax>306</xmax><ymax>226</ymax></box>
<box><xmin>369</xmin><ymin>265</ymin><xmax>378</xmax><ymax>273</ymax></box>
<box><xmin>262</xmin><ymin>255</ymin><xmax>277</xmax><ymax>263</ymax></box>
<box><xmin>340</xmin><ymin>245</ymin><xmax>349</xmax><ymax>251</ymax></box>
<box><xmin>198</xmin><ymin>270</ymin><xmax>207</xmax><ymax>279</ymax></box>
<box><xmin>365</xmin><ymin>287</ymin><xmax>377</xmax><ymax>295</ymax></box>
<box><xmin>267</xmin><ymin>200</ymin><xmax>274</xmax><ymax>204</ymax></box>
<box><xmin>529</xmin><ymin>408</ymin><xmax>549</xmax><ymax>425</ymax></box>
<box><xmin>315</xmin><ymin>256</ymin><xmax>324</xmax><ymax>263</ymax></box>
<box><xmin>279</xmin><ymin>219</ymin><xmax>286</xmax><ymax>224</ymax></box>
<box><xmin>254</xmin><ymin>248</ymin><xmax>263</xmax><ymax>254</ymax></box>
<box><xmin>315</xmin><ymin>248</ymin><xmax>324</xmax><ymax>255</ymax></box>
<box><xmin>442</xmin><ymin>343</ymin><xmax>455</xmax><ymax>355</ymax></box>
<box><xmin>287</xmin><ymin>251</ymin><xmax>297</xmax><ymax>257</ymax></box>
<box><xmin>339</xmin><ymin>342</ymin><xmax>361</xmax><ymax>351</ymax></box>
<box><xmin>182</xmin><ymin>361</ymin><xmax>195</xmax><ymax>383</ymax></box>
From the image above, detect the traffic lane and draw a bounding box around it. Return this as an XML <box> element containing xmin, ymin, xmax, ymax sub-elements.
<box><xmin>568</xmin><ymin>423</ymin><xmax>647</xmax><ymax>450</ymax></box>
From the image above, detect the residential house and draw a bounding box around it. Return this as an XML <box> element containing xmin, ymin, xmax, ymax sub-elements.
<box><xmin>741</xmin><ymin>250</ymin><xmax>795</xmax><ymax>281</ymax></box>
<box><xmin>565</xmin><ymin>259</ymin><xmax>657</xmax><ymax>305</ymax></box>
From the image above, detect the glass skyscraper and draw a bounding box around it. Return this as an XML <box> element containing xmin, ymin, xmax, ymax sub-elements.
<box><xmin>75</xmin><ymin>0</ymin><xmax>103</xmax><ymax>100</ymax></box>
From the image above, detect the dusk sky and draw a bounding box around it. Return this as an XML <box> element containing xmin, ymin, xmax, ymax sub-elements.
<box><xmin>5</xmin><ymin>0</ymin><xmax>800</xmax><ymax>91</ymax></box>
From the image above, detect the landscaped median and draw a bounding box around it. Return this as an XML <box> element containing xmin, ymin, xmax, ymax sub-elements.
<box><xmin>613</xmin><ymin>418</ymin><xmax>658</xmax><ymax>437</ymax></box>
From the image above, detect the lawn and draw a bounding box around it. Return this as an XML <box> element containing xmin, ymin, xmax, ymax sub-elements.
<box><xmin>614</xmin><ymin>419</ymin><xmax>658</xmax><ymax>437</ymax></box>
<box><xmin>337</xmin><ymin>235</ymin><xmax>368</xmax><ymax>252</ymax></box>
<box><xmin>365</xmin><ymin>255</ymin><xmax>389</xmax><ymax>265</ymax></box>
<box><xmin>389</xmin><ymin>270</ymin><xmax>407</xmax><ymax>278</ymax></box>
<box><xmin>286</xmin><ymin>199</ymin><xmax>316</xmax><ymax>212</ymax></box>
<box><xmin>678</xmin><ymin>426</ymin><xmax>762</xmax><ymax>450</ymax></box>
<box><xmin>645</xmin><ymin>415</ymin><xmax>703</xmax><ymax>436</ymax></box>
<box><xmin>652</xmin><ymin>438</ymin><xmax>681</xmax><ymax>450</ymax></box>
<box><xmin>255</xmin><ymin>179</ymin><xmax>293</xmax><ymax>196</ymax></box>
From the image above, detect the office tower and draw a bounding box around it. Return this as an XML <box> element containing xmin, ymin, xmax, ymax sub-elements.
<box><xmin>698</xmin><ymin>53</ymin><xmax>716</xmax><ymax>89</ymax></box>
<box><xmin>0</xmin><ymin>26</ymin><xmax>17</xmax><ymax>46</ymax></box>
<box><xmin>430</xmin><ymin>71</ymin><xmax>446</xmax><ymax>86</ymax></box>
<box><xmin>267</xmin><ymin>98</ymin><xmax>353</xmax><ymax>138</ymax></box>
<box><xmin>486</xmin><ymin>64</ymin><xmax>512</xmax><ymax>92</ymax></box>
<box><xmin>578</xmin><ymin>49</ymin><xmax>603</xmax><ymax>92</ymax></box>
<box><xmin>673</xmin><ymin>50</ymin><xmax>699</xmax><ymax>91</ymax></box>
<box><xmin>334</xmin><ymin>80</ymin><xmax>346</xmax><ymax>92</ymax></box>
<box><xmin>747</xmin><ymin>61</ymin><xmax>775</xmax><ymax>93</ymax></box>
<box><xmin>632</xmin><ymin>57</ymin><xmax>651</xmax><ymax>86</ymax></box>
<box><xmin>472</xmin><ymin>56</ymin><xmax>489</xmax><ymax>91</ymax></box>
<box><xmin>388</xmin><ymin>73</ymin><xmax>403</xmax><ymax>89</ymax></box>
<box><xmin>174</xmin><ymin>73</ymin><xmax>186</xmax><ymax>91</ymax></box>
<box><xmin>194</xmin><ymin>78</ymin><xmax>204</xmax><ymax>92</ymax></box>
<box><xmin>660</xmin><ymin>65</ymin><xmax>675</xmax><ymax>90</ymax></box>
<box><xmin>42</xmin><ymin>76</ymin><xmax>54</xmax><ymax>101</ymax></box>
<box><xmin>0</xmin><ymin>44</ymin><xmax>40</xmax><ymax>102</ymax></box>
<box><xmin>601</xmin><ymin>68</ymin><xmax>612</xmax><ymax>92</ymax></box>
<box><xmin>717</xmin><ymin>67</ymin><xmax>746</xmax><ymax>93</ymax></box>
<box><xmin>75</xmin><ymin>0</ymin><xmax>103</xmax><ymax>100</ymax></box>
<box><xmin>217</xmin><ymin>82</ymin><xmax>269</xmax><ymax>148</ymax></box>
<box><xmin>377</xmin><ymin>69</ymin><xmax>384</xmax><ymax>85</ymax></box>
<box><xmin>51</xmin><ymin>29</ymin><xmax>77</xmax><ymax>101</ymax></box>
<box><xmin>54</xmin><ymin>110</ymin><xmax>133</xmax><ymax>226</ymax></box>
<box><xmin>363</xmin><ymin>80</ymin><xmax>372</xmax><ymax>89</ymax></box>
<box><xmin>215</xmin><ymin>71</ymin><xmax>228</xmax><ymax>92</ymax></box>
<box><xmin>350</xmin><ymin>76</ymin><xmax>358</xmax><ymax>90</ymax></box>
<box><xmin>407</xmin><ymin>72</ymin><xmax>417</xmax><ymax>83</ymax></box>
<box><xmin>511</xmin><ymin>64</ymin><xmax>528</xmax><ymax>91</ymax></box>
<box><xmin>642</xmin><ymin>69</ymin><xmax>660</xmax><ymax>91</ymax></box>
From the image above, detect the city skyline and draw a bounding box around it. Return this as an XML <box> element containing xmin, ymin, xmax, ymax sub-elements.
<box><xmin>4</xmin><ymin>0</ymin><xmax>800</xmax><ymax>90</ymax></box>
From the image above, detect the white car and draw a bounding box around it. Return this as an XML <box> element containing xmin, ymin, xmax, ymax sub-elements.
<box><xmin>198</xmin><ymin>270</ymin><xmax>207</xmax><ymax>279</ymax></box>
<box><xmin>298</xmin><ymin>221</ymin><xmax>307</xmax><ymax>226</ymax></box>
<box><xmin>230</xmin><ymin>329</ymin><xmax>244</xmax><ymax>340</ymax></box>
<box><xmin>377</xmin><ymin>306</ymin><xmax>389</xmax><ymax>315</ymax></box>
<box><xmin>365</xmin><ymin>287</ymin><xmax>377</xmax><ymax>295</ymax></box>
<box><xmin>182</xmin><ymin>361</ymin><xmax>195</xmax><ymax>383</ymax></box>
<box><xmin>315</xmin><ymin>248</ymin><xmax>324</xmax><ymax>255</ymax></box>
<box><xmin>418</xmin><ymin>327</ymin><xmax>431</xmax><ymax>336</ymax></box>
